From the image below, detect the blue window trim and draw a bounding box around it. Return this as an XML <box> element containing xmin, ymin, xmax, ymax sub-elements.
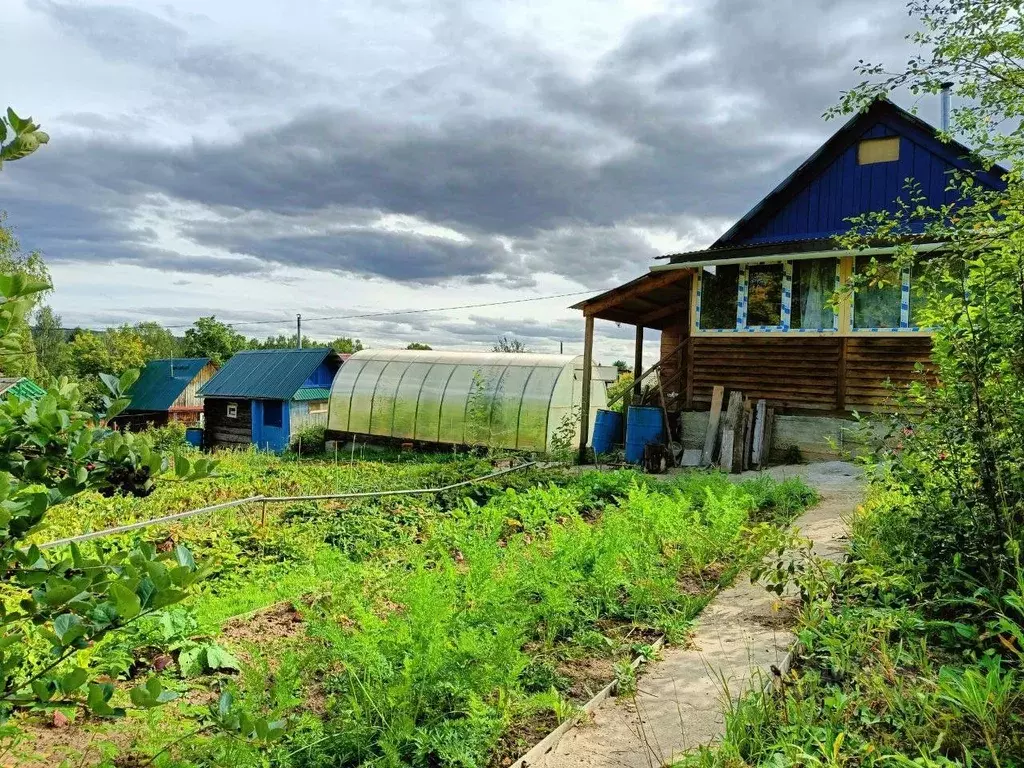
<box><xmin>697</xmin><ymin>258</ymin><xmax>839</xmax><ymax>333</ymax></box>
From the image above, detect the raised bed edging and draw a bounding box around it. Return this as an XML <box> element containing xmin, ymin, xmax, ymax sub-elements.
<box><xmin>509</xmin><ymin>635</ymin><xmax>666</xmax><ymax>768</ymax></box>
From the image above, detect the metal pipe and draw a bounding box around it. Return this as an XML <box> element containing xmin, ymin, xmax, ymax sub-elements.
<box><xmin>650</xmin><ymin>243</ymin><xmax>944</xmax><ymax>271</ymax></box>
<box><xmin>940</xmin><ymin>82</ymin><xmax>953</xmax><ymax>132</ymax></box>
<box><xmin>36</xmin><ymin>462</ymin><xmax>537</xmax><ymax>549</ymax></box>
<box><xmin>39</xmin><ymin>497</ymin><xmax>266</xmax><ymax>549</ymax></box>
<box><xmin>297</xmin><ymin>314</ymin><xmax>302</xmax><ymax>349</ymax></box>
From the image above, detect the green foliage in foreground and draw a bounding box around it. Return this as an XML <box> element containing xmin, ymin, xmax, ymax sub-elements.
<box><xmin>8</xmin><ymin>450</ymin><xmax>814</xmax><ymax>767</ymax></box>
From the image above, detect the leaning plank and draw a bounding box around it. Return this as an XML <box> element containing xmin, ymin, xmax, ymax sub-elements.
<box><xmin>701</xmin><ymin>385</ymin><xmax>725</xmax><ymax>466</ymax></box>
<box><xmin>751</xmin><ymin>399</ymin><xmax>767</xmax><ymax>466</ymax></box>
<box><xmin>758</xmin><ymin>407</ymin><xmax>776</xmax><ymax>469</ymax></box>
<box><xmin>741</xmin><ymin>399</ymin><xmax>754</xmax><ymax>471</ymax></box>
<box><xmin>719</xmin><ymin>391</ymin><xmax>743</xmax><ymax>473</ymax></box>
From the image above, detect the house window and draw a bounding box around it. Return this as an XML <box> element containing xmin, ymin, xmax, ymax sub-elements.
<box><xmin>853</xmin><ymin>255</ymin><xmax>906</xmax><ymax>330</ymax></box>
<box><xmin>697</xmin><ymin>264</ymin><xmax>740</xmax><ymax>330</ymax></box>
<box><xmin>744</xmin><ymin>263</ymin><xmax>786</xmax><ymax>328</ymax></box>
<box><xmin>262</xmin><ymin>400</ymin><xmax>283</xmax><ymax>428</ymax></box>
<box><xmin>792</xmin><ymin>258</ymin><xmax>837</xmax><ymax>330</ymax></box>
<box><xmin>226</xmin><ymin>402</ymin><xmax>238</xmax><ymax>419</ymax></box>
<box><xmin>857</xmin><ymin>137</ymin><xmax>900</xmax><ymax>165</ymax></box>
<box><xmin>308</xmin><ymin>400</ymin><xmax>328</xmax><ymax>415</ymax></box>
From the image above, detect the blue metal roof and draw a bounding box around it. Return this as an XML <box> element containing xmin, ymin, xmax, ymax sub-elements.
<box><xmin>713</xmin><ymin>99</ymin><xmax>1007</xmax><ymax>249</ymax></box>
<box><xmin>197</xmin><ymin>348</ymin><xmax>339</xmax><ymax>400</ymax></box>
<box><xmin>126</xmin><ymin>358</ymin><xmax>210</xmax><ymax>412</ymax></box>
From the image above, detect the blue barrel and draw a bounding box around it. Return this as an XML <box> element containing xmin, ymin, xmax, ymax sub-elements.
<box><xmin>185</xmin><ymin>427</ymin><xmax>204</xmax><ymax>448</ymax></box>
<box><xmin>591</xmin><ymin>409</ymin><xmax>622</xmax><ymax>455</ymax></box>
<box><xmin>625</xmin><ymin>406</ymin><xmax>664</xmax><ymax>464</ymax></box>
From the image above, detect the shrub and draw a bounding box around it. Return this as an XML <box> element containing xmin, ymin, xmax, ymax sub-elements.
<box><xmin>291</xmin><ymin>424</ymin><xmax>327</xmax><ymax>455</ymax></box>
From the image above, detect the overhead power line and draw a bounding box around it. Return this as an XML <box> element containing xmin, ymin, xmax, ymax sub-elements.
<box><xmin>51</xmin><ymin>289</ymin><xmax>596</xmax><ymax>332</ymax></box>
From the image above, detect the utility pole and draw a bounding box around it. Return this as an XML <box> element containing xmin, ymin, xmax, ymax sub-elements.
<box><xmin>559</xmin><ymin>340</ymin><xmax>563</xmax><ymax>354</ymax></box>
<box><xmin>297</xmin><ymin>314</ymin><xmax>302</xmax><ymax>349</ymax></box>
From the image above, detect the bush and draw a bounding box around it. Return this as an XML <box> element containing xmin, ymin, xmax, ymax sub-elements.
<box><xmin>144</xmin><ymin>421</ymin><xmax>189</xmax><ymax>452</ymax></box>
<box><xmin>291</xmin><ymin>424</ymin><xmax>327</xmax><ymax>455</ymax></box>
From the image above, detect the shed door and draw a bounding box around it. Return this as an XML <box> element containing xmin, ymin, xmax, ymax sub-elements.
<box><xmin>252</xmin><ymin>400</ymin><xmax>290</xmax><ymax>453</ymax></box>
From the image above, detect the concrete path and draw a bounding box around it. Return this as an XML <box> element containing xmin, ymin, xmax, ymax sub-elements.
<box><xmin>534</xmin><ymin>462</ymin><xmax>863</xmax><ymax>768</ymax></box>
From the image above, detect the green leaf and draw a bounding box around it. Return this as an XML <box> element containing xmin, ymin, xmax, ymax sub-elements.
<box><xmin>6</xmin><ymin>108</ymin><xmax>25</xmax><ymax>134</ymax></box>
<box><xmin>31</xmin><ymin>679</ymin><xmax>55</xmax><ymax>702</ymax></box>
<box><xmin>52</xmin><ymin>613</ymin><xmax>82</xmax><ymax>642</ymax></box>
<box><xmin>174</xmin><ymin>454</ymin><xmax>191</xmax><ymax>478</ymax></box>
<box><xmin>204</xmin><ymin>644</ymin><xmax>240</xmax><ymax>672</ymax></box>
<box><xmin>178</xmin><ymin>645</ymin><xmax>206</xmax><ymax>678</ymax></box>
<box><xmin>109</xmin><ymin>582</ymin><xmax>141</xmax><ymax>620</ymax></box>
<box><xmin>60</xmin><ymin>667</ymin><xmax>88</xmax><ymax>693</ymax></box>
<box><xmin>118</xmin><ymin>368</ymin><xmax>140</xmax><ymax>392</ymax></box>
<box><xmin>173</xmin><ymin>544</ymin><xmax>195</xmax><ymax>570</ymax></box>
<box><xmin>0</xmin><ymin>118</ymin><xmax>7</xmax><ymax>143</ymax></box>
<box><xmin>98</xmin><ymin>372</ymin><xmax>120</xmax><ymax>396</ymax></box>
<box><xmin>86</xmin><ymin>682</ymin><xmax>117</xmax><ymax>717</ymax></box>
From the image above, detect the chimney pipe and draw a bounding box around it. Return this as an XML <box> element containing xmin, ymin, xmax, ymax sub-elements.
<box><xmin>940</xmin><ymin>82</ymin><xmax>953</xmax><ymax>132</ymax></box>
<box><xmin>297</xmin><ymin>314</ymin><xmax>302</xmax><ymax>349</ymax></box>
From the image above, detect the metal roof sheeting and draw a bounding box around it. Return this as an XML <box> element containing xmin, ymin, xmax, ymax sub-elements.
<box><xmin>0</xmin><ymin>377</ymin><xmax>45</xmax><ymax>401</ymax></box>
<box><xmin>198</xmin><ymin>348</ymin><xmax>338</xmax><ymax>400</ymax></box>
<box><xmin>293</xmin><ymin>387</ymin><xmax>331</xmax><ymax>401</ymax></box>
<box><xmin>125</xmin><ymin>358</ymin><xmax>211</xmax><ymax>412</ymax></box>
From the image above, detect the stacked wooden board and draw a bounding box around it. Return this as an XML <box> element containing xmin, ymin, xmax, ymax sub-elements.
<box><xmin>700</xmin><ymin>385</ymin><xmax>775</xmax><ymax>473</ymax></box>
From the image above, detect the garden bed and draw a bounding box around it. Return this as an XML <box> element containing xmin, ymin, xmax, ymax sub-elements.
<box><xmin>8</xmin><ymin>450</ymin><xmax>815</xmax><ymax>767</ymax></box>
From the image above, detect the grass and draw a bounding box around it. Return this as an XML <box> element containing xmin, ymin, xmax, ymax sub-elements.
<box><xmin>676</xmin><ymin>483</ymin><xmax>1024</xmax><ymax>768</ymax></box>
<box><xmin>7</xmin><ymin>448</ymin><xmax>816</xmax><ymax>768</ymax></box>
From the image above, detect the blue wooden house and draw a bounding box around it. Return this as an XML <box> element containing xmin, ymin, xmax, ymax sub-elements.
<box><xmin>573</xmin><ymin>98</ymin><xmax>1007</xmax><ymax>459</ymax></box>
<box><xmin>198</xmin><ymin>348</ymin><xmax>343</xmax><ymax>452</ymax></box>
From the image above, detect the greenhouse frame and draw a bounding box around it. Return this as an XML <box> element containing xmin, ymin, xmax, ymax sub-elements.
<box><xmin>327</xmin><ymin>349</ymin><xmax>608</xmax><ymax>452</ymax></box>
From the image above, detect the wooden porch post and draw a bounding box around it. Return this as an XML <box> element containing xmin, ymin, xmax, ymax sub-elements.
<box><xmin>578</xmin><ymin>315</ymin><xmax>595</xmax><ymax>464</ymax></box>
<box><xmin>632</xmin><ymin>325</ymin><xmax>643</xmax><ymax>406</ymax></box>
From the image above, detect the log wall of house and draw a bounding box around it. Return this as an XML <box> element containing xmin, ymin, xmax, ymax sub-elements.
<box><xmin>686</xmin><ymin>336</ymin><xmax>932</xmax><ymax>413</ymax></box>
<box><xmin>204</xmin><ymin>397</ymin><xmax>253</xmax><ymax>448</ymax></box>
<box><xmin>658</xmin><ymin>322</ymin><xmax>689</xmax><ymax>411</ymax></box>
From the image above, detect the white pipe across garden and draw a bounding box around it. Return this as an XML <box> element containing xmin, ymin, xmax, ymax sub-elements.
<box><xmin>38</xmin><ymin>460</ymin><xmax>537</xmax><ymax>550</ymax></box>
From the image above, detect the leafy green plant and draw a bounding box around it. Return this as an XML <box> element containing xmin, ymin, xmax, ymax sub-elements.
<box><xmin>0</xmin><ymin>273</ymin><xmax>216</xmax><ymax>727</ymax></box>
<box><xmin>0</xmin><ymin>108</ymin><xmax>48</xmax><ymax>167</ymax></box>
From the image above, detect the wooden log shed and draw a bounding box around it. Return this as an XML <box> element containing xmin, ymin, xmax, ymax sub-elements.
<box><xmin>572</xmin><ymin>98</ymin><xmax>1007</xmax><ymax>463</ymax></box>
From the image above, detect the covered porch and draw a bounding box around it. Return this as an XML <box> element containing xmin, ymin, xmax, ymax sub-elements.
<box><xmin>571</xmin><ymin>268</ymin><xmax>694</xmax><ymax>462</ymax></box>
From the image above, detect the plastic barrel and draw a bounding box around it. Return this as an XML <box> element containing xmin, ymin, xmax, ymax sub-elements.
<box><xmin>591</xmin><ymin>409</ymin><xmax>623</xmax><ymax>455</ymax></box>
<box><xmin>185</xmin><ymin>427</ymin><xmax>204</xmax><ymax>448</ymax></box>
<box><xmin>625</xmin><ymin>406</ymin><xmax>664</xmax><ymax>464</ymax></box>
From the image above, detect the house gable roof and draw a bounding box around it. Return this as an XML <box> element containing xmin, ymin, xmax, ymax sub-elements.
<box><xmin>126</xmin><ymin>358</ymin><xmax>211</xmax><ymax>412</ymax></box>
<box><xmin>198</xmin><ymin>348</ymin><xmax>340</xmax><ymax>400</ymax></box>
<box><xmin>711</xmin><ymin>99</ymin><xmax>1007</xmax><ymax>250</ymax></box>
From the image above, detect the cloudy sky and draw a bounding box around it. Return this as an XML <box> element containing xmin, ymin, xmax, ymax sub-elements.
<box><xmin>1</xmin><ymin>0</ymin><xmax>920</xmax><ymax>363</ymax></box>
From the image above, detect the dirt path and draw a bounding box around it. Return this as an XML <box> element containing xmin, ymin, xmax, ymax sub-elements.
<box><xmin>533</xmin><ymin>461</ymin><xmax>863</xmax><ymax>768</ymax></box>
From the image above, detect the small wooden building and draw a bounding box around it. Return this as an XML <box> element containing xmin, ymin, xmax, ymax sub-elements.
<box><xmin>198</xmin><ymin>348</ymin><xmax>343</xmax><ymax>452</ymax></box>
<box><xmin>573</xmin><ymin>99</ymin><xmax>1006</xmax><ymax>461</ymax></box>
<box><xmin>112</xmin><ymin>358</ymin><xmax>217</xmax><ymax>431</ymax></box>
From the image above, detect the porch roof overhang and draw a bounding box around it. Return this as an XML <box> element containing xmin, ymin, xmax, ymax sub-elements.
<box><xmin>571</xmin><ymin>268</ymin><xmax>693</xmax><ymax>329</ymax></box>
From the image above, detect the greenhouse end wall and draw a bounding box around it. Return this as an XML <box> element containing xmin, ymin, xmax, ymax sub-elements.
<box><xmin>327</xmin><ymin>350</ymin><xmax>607</xmax><ymax>452</ymax></box>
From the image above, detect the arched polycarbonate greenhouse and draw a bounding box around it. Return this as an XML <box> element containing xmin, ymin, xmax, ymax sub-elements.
<box><xmin>327</xmin><ymin>350</ymin><xmax>608</xmax><ymax>452</ymax></box>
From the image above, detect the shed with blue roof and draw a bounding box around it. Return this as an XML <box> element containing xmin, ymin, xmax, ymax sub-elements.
<box><xmin>113</xmin><ymin>358</ymin><xmax>217</xmax><ymax>431</ymax></box>
<box><xmin>197</xmin><ymin>348</ymin><xmax>344</xmax><ymax>452</ymax></box>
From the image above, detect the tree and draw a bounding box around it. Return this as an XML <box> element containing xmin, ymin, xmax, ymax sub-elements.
<box><xmin>833</xmin><ymin>0</ymin><xmax>1024</xmax><ymax>589</ymax></box>
<box><xmin>181</xmin><ymin>316</ymin><xmax>249</xmax><ymax>366</ymax></box>
<box><xmin>32</xmin><ymin>305</ymin><xmax>66</xmax><ymax>379</ymax></box>
<box><xmin>406</xmin><ymin>342</ymin><xmax>432</xmax><ymax>350</ymax></box>
<box><xmin>493</xmin><ymin>335</ymin><xmax>529</xmax><ymax>353</ymax></box>
<box><xmin>134</xmin><ymin>321</ymin><xmax>180</xmax><ymax>360</ymax></box>
<box><xmin>0</xmin><ymin>108</ymin><xmax>48</xmax><ymax>168</ymax></box>
<box><xmin>326</xmin><ymin>336</ymin><xmax>364</xmax><ymax>354</ymax></box>
<box><xmin>612</xmin><ymin>360</ymin><xmax>631</xmax><ymax>375</ymax></box>
<box><xmin>0</xmin><ymin>216</ymin><xmax>47</xmax><ymax>379</ymax></box>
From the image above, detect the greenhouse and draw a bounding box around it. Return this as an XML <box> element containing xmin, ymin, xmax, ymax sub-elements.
<box><xmin>327</xmin><ymin>349</ymin><xmax>608</xmax><ymax>452</ymax></box>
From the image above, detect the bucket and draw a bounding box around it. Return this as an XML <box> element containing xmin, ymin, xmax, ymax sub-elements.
<box><xmin>591</xmin><ymin>409</ymin><xmax>622</xmax><ymax>455</ymax></box>
<box><xmin>625</xmin><ymin>406</ymin><xmax>664</xmax><ymax>464</ymax></box>
<box><xmin>185</xmin><ymin>427</ymin><xmax>204</xmax><ymax>448</ymax></box>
